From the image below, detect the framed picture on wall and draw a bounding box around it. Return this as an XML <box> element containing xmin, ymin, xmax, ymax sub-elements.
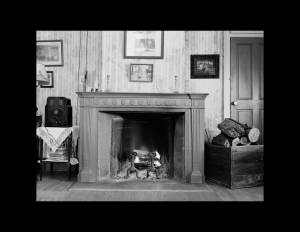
<box><xmin>191</xmin><ymin>54</ymin><xmax>219</xmax><ymax>79</ymax></box>
<box><xmin>41</xmin><ymin>71</ymin><xmax>54</xmax><ymax>88</ymax></box>
<box><xmin>124</xmin><ymin>31</ymin><xmax>164</xmax><ymax>59</ymax></box>
<box><xmin>129</xmin><ymin>64</ymin><xmax>153</xmax><ymax>82</ymax></box>
<box><xmin>36</xmin><ymin>40</ymin><xmax>64</xmax><ymax>66</ymax></box>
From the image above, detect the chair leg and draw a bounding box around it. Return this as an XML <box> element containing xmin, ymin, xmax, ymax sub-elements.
<box><xmin>68</xmin><ymin>163</ymin><xmax>71</xmax><ymax>181</ymax></box>
<box><xmin>39</xmin><ymin>137</ymin><xmax>43</xmax><ymax>181</ymax></box>
<box><xmin>40</xmin><ymin>162</ymin><xmax>43</xmax><ymax>181</ymax></box>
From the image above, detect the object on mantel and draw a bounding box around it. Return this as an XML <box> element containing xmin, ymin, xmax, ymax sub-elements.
<box><xmin>211</xmin><ymin>118</ymin><xmax>260</xmax><ymax>147</ymax></box>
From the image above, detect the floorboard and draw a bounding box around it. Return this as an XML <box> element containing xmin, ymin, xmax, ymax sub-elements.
<box><xmin>36</xmin><ymin>171</ymin><xmax>264</xmax><ymax>201</ymax></box>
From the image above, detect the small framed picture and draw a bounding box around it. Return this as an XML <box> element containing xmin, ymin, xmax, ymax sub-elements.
<box><xmin>41</xmin><ymin>71</ymin><xmax>54</xmax><ymax>88</ymax></box>
<box><xmin>36</xmin><ymin>40</ymin><xmax>64</xmax><ymax>66</ymax></box>
<box><xmin>129</xmin><ymin>64</ymin><xmax>153</xmax><ymax>82</ymax></box>
<box><xmin>124</xmin><ymin>31</ymin><xmax>164</xmax><ymax>59</ymax></box>
<box><xmin>191</xmin><ymin>54</ymin><xmax>220</xmax><ymax>79</ymax></box>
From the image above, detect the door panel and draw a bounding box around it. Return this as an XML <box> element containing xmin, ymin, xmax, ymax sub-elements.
<box><xmin>237</xmin><ymin>44</ymin><xmax>252</xmax><ymax>99</ymax></box>
<box><xmin>231</xmin><ymin>37</ymin><xmax>264</xmax><ymax>144</ymax></box>
<box><xmin>237</xmin><ymin>110</ymin><xmax>253</xmax><ymax>127</ymax></box>
<box><xmin>259</xmin><ymin>43</ymin><xmax>264</xmax><ymax>99</ymax></box>
<box><xmin>259</xmin><ymin>109</ymin><xmax>264</xmax><ymax>144</ymax></box>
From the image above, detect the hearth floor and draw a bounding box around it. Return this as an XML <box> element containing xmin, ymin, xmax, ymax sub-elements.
<box><xmin>36</xmin><ymin>172</ymin><xmax>263</xmax><ymax>201</ymax></box>
<box><xmin>69</xmin><ymin>178</ymin><xmax>212</xmax><ymax>192</ymax></box>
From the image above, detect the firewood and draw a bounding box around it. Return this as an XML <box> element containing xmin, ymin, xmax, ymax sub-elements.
<box><xmin>245</xmin><ymin>127</ymin><xmax>260</xmax><ymax>143</ymax></box>
<box><xmin>212</xmin><ymin>133</ymin><xmax>232</xmax><ymax>147</ymax></box>
<box><xmin>240</xmin><ymin>136</ymin><xmax>248</xmax><ymax>145</ymax></box>
<box><xmin>133</xmin><ymin>149</ymin><xmax>150</xmax><ymax>157</ymax></box>
<box><xmin>217</xmin><ymin>118</ymin><xmax>245</xmax><ymax>138</ymax></box>
<box><xmin>227</xmin><ymin>118</ymin><xmax>253</xmax><ymax>130</ymax></box>
<box><xmin>232</xmin><ymin>137</ymin><xmax>241</xmax><ymax>146</ymax></box>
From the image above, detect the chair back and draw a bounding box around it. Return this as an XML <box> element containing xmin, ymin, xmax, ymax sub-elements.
<box><xmin>36</xmin><ymin>115</ymin><xmax>42</xmax><ymax>128</ymax></box>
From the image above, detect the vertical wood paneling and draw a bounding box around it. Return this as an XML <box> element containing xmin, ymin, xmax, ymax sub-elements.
<box><xmin>185</xmin><ymin>31</ymin><xmax>224</xmax><ymax>133</ymax></box>
<box><xmin>36</xmin><ymin>31</ymin><xmax>103</xmax><ymax>126</ymax></box>
<box><xmin>37</xmin><ymin>31</ymin><xmax>224</xmax><ymax>136</ymax></box>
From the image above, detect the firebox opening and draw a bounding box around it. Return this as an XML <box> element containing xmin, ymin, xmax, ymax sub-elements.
<box><xmin>106</xmin><ymin>112</ymin><xmax>185</xmax><ymax>181</ymax></box>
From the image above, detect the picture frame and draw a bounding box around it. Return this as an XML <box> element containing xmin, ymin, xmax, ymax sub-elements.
<box><xmin>191</xmin><ymin>54</ymin><xmax>220</xmax><ymax>79</ymax></box>
<box><xmin>36</xmin><ymin>40</ymin><xmax>64</xmax><ymax>66</ymax></box>
<box><xmin>41</xmin><ymin>71</ymin><xmax>54</xmax><ymax>88</ymax></box>
<box><xmin>129</xmin><ymin>64</ymin><xmax>153</xmax><ymax>82</ymax></box>
<box><xmin>124</xmin><ymin>31</ymin><xmax>164</xmax><ymax>59</ymax></box>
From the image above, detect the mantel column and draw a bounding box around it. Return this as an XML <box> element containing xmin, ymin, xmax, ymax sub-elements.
<box><xmin>188</xmin><ymin>94</ymin><xmax>207</xmax><ymax>184</ymax></box>
<box><xmin>78</xmin><ymin>106</ymin><xmax>98</xmax><ymax>182</ymax></box>
<box><xmin>190</xmin><ymin>108</ymin><xmax>205</xmax><ymax>183</ymax></box>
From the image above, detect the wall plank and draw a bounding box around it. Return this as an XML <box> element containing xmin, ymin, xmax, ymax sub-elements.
<box><xmin>37</xmin><ymin>31</ymin><xmax>224</xmax><ymax>138</ymax></box>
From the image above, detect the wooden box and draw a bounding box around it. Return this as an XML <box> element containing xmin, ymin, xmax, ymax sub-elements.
<box><xmin>204</xmin><ymin>143</ymin><xmax>264</xmax><ymax>189</ymax></box>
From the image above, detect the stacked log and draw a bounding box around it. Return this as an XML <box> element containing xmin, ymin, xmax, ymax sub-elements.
<box><xmin>211</xmin><ymin>118</ymin><xmax>260</xmax><ymax>147</ymax></box>
<box><xmin>212</xmin><ymin>133</ymin><xmax>233</xmax><ymax>147</ymax></box>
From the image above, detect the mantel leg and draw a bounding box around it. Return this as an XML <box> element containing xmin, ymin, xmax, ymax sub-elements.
<box><xmin>190</xmin><ymin>109</ymin><xmax>204</xmax><ymax>183</ymax></box>
<box><xmin>78</xmin><ymin>107</ymin><xmax>93</xmax><ymax>182</ymax></box>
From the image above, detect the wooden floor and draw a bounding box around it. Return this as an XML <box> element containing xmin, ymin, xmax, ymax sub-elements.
<box><xmin>36</xmin><ymin>171</ymin><xmax>264</xmax><ymax>201</ymax></box>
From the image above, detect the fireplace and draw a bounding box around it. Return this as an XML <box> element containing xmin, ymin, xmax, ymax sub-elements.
<box><xmin>76</xmin><ymin>92</ymin><xmax>208</xmax><ymax>183</ymax></box>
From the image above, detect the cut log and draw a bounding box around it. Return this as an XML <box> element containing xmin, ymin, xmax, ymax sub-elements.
<box><xmin>240</xmin><ymin>136</ymin><xmax>248</xmax><ymax>145</ymax></box>
<box><xmin>245</xmin><ymin>127</ymin><xmax>260</xmax><ymax>143</ymax></box>
<box><xmin>212</xmin><ymin>133</ymin><xmax>233</xmax><ymax>147</ymax></box>
<box><xmin>227</xmin><ymin>118</ymin><xmax>252</xmax><ymax>129</ymax></box>
<box><xmin>217</xmin><ymin>118</ymin><xmax>245</xmax><ymax>138</ymax></box>
<box><xmin>232</xmin><ymin>137</ymin><xmax>241</xmax><ymax>146</ymax></box>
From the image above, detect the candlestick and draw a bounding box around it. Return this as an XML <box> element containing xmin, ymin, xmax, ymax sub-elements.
<box><xmin>105</xmin><ymin>75</ymin><xmax>110</xmax><ymax>92</ymax></box>
<box><xmin>174</xmin><ymin>76</ymin><xmax>179</xmax><ymax>93</ymax></box>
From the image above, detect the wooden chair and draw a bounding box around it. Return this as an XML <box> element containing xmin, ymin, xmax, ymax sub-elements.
<box><xmin>39</xmin><ymin>133</ymin><xmax>73</xmax><ymax>181</ymax></box>
<box><xmin>36</xmin><ymin>116</ymin><xmax>42</xmax><ymax>181</ymax></box>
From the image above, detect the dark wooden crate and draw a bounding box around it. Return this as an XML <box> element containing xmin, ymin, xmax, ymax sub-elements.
<box><xmin>204</xmin><ymin>143</ymin><xmax>264</xmax><ymax>189</ymax></box>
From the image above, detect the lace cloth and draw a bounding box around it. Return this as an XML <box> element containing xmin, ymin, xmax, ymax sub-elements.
<box><xmin>36</xmin><ymin>127</ymin><xmax>73</xmax><ymax>152</ymax></box>
<box><xmin>72</xmin><ymin>126</ymin><xmax>80</xmax><ymax>148</ymax></box>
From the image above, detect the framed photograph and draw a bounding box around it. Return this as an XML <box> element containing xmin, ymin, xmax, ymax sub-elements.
<box><xmin>41</xmin><ymin>71</ymin><xmax>54</xmax><ymax>88</ymax></box>
<box><xmin>36</xmin><ymin>40</ymin><xmax>64</xmax><ymax>66</ymax></box>
<box><xmin>129</xmin><ymin>64</ymin><xmax>153</xmax><ymax>82</ymax></box>
<box><xmin>191</xmin><ymin>54</ymin><xmax>219</xmax><ymax>79</ymax></box>
<box><xmin>124</xmin><ymin>31</ymin><xmax>164</xmax><ymax>59</ymax></box>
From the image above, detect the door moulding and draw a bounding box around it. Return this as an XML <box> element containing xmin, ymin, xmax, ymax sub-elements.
<box><xmin>223</xmin><ymin>31</ymin><xmax>264</xmax><ymax>119</ymax></box>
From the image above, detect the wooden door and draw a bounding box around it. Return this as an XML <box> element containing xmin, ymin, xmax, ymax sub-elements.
<box><xmin>231</xmin><ymin>38</ymin><xmax>264</xmax><ymax>144</ymax></box>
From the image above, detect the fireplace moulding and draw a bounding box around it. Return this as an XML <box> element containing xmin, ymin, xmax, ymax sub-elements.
<box><xmin>76</xmin><ymin>92</ymin><xmax>208</xmax><ymax>183</ymax></box>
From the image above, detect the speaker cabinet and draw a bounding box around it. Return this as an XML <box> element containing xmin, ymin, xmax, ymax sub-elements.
<box><xmin>45</xmin><ymin>97</ymin><xmax>72</xmax><ymax>127</ymax></box>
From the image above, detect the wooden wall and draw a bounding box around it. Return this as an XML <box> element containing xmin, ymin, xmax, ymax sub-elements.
<box><xmin>36</xmin><ymin>31</ymin><xmax>224</xmax><ymax>138</ymax></box>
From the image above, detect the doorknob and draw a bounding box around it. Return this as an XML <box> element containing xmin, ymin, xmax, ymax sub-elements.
<box><xmin>231</xmin><ymin>101</ymin><xmax>238</xmax><ymax>105</ymax></box>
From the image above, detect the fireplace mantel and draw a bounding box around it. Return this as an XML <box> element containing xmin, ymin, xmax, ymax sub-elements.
<box><xmin>76</xmin><ymin>92</ymin><xmax>208</xmax><ymax>183</ymax></box>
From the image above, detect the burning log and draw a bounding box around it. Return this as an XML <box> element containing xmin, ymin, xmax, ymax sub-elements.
<box><xmin>132</xmin><ymin>149</ymin><xmax>162</xmax><ymax>170</ymax></box>
<box><xmin>133</xmin><ymin>149</ymin><xmax>150</xmax><ymax>157</ymax></box>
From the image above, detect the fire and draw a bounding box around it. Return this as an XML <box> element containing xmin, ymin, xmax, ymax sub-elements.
<box><xmin>155</xmin><ymin>151</ymin><xmax>160</xmax><ymax>159</ymax></box>
<box><xmin>154</xmin><ymin>151</ymin><xmax>161</xmax><ymax>167</ymax></box>
<box><xmin>154</xmin><ymin>160</ymin><xmax>161</xmax><ymax>167</ymax></box>
<box><xmin>134</xmin><ymin>156</ymin><xmax>140</xmax><ymax>163</ymax></box>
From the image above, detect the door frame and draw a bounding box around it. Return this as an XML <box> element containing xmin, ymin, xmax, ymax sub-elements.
<box><xmin>223</xmin><ymin>31</ymin><xmax>264</xmax><ymax>118</ymax></box>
